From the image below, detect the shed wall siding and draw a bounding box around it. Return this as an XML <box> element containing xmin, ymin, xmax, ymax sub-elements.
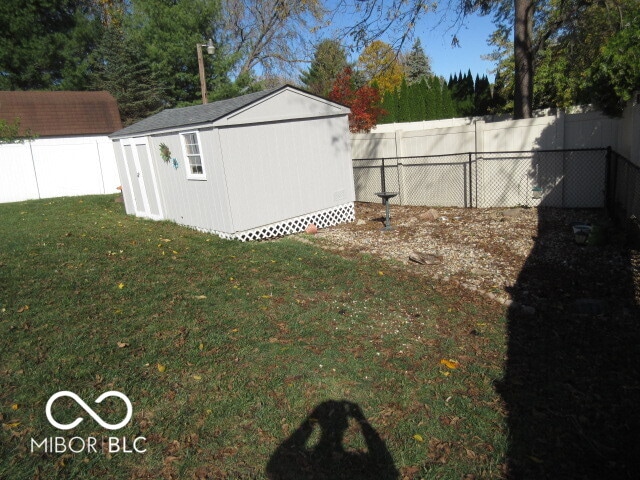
<box><xmin>112</xmin><ymin>141</ymin><xmax>134</xmax><ymax>215</ymax></box>
<box><xmin>146</xmin><ymin>129</ymin><xmax>234</xmax><ymax>233</ymax></box>
<box><xmin>218</xmin><ymin>115</ymin><xmax>354</xmax><ymax>232</ymax></box>
<box><xmin>218</xmin><ymin>89</ymin><xmax>349</xmax><ymax>126</ymax></box>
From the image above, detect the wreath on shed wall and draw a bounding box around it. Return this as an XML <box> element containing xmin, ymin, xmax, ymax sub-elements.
<box><xmin>159</xmin><ymin>143</ymin><xmax>171</xmax><ymax>163</ymax></box>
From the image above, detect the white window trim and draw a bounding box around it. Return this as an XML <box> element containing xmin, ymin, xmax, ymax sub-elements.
<box><xmin>180</xmin><ymin>130</ymin><xmax>207</xmax><ymax>180</ymax></box>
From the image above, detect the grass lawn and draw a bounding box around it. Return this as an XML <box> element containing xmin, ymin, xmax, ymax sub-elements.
<box><xmin>0</xmin><ymin>195</ymin><xmax>508</xmax><ymax>479</ymax></box>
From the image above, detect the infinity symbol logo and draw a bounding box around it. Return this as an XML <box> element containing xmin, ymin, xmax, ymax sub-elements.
<box><xmin>45</xmin><ymin>391</ymin><xmax>133</xmax><ymax>431</ymax></box>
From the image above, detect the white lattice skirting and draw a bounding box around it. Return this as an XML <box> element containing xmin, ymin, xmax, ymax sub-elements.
<box><xmin>181</xmin><ymin>203</ymin><xmax>355</xmax><ymax>241</ymax></box>
<box><xmin>235</xmin><ymin>203</ymin><xmax>355</xmax><ymax>241</ymax></box>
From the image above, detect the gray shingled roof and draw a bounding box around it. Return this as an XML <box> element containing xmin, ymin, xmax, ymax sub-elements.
<box><xmin>110</xmin><ymin>87</ymin><xmax>282</xmax><ymax>138</ymax></box>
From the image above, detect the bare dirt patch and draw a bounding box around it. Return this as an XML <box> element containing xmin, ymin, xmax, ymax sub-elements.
<box><xmin>307</xmin><ymin>202</ymin><xmax>640</xmax><ymax>308</ymax></box>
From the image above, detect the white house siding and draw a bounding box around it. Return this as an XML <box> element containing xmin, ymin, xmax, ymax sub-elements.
<box><xmin>217</xmin><ymin>115</ymin><xmax>354</xmax><ymax>233</ymax></box>
<box><xmin>0</xmin><ymin>136</ymin><xmax>120</xmax><ymax>204</ymax></box>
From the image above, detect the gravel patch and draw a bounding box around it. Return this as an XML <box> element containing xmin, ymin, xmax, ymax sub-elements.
<box><xmin>303</xmin><ymin>202</ymin><xmax>640</xmax><ymax>308</ymax></box>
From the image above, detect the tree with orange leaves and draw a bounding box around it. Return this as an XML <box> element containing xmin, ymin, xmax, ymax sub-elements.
<box><xmin>329</xmin><ymin>67</ymin><xmax>386</xmax><ymax>133</ymax></box>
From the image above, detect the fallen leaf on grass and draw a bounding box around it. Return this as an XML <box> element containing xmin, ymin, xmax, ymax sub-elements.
<box><xmin>117</xmin><ymin>342</ymin><xmax>129</xmax><ymax>348</ymax></box>
<box><xmin>157</xmin><ymin>363</ymin><xmax>166</xmax><ymax>373</ymax></box>
<box><xmin>413</xmin><ymin>434</ymin><xmax>424</xmax><ymax>442</ymax></box>
<box><xmin>193</xmin><ymin>295</ymin><xmax>207</xmax><ymax>300</ymax></box>
<box><xmin>192</xmin><ymin>375</ymin><xmax>202</xmax><ymax>381</ymax></box>
<box><xmin>11</xmin><ymin>404</ymin><xmax>19</xmax><ymax>410</ymax></box>
<box><xmin>401</xmin><ymin>466</ymin><xmax>420</xmax><ymax>477</ymax></box>
<box><xmin>2</xmin><ymin>421</ymin><xmax>20</xmax><ymax>429</ymax></box>
<box><xmin>17</xmin><ymin>306</ymin><xmax>29</xmax><ymax>313</ymax></box>
<box><xmin>440</xmin><ymin>359</ymin><xmax>460</xmax><ymax>369</ymax></box>
<box><xmin>117</xmin><ymin>283</ymin><xmax>125</xmax><ymax>289</ymax></box>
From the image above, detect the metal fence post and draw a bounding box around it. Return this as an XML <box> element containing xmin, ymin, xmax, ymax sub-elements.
<box><xmin>468</xmin><ymin>152</ymin><xmax>473</xmax><ymax>208</ymax></box>
<box><xmin>605</xmin><ymin>146</ymin><xmax>614</xmax><ymax>217</ymax></box>
<box><xmin>380</xmin><ymin>158</ymin><xmax>386</xmax><ymax>204</ymax></box>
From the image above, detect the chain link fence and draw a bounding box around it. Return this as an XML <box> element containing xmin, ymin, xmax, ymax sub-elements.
<box><xmin>353</xmin><ymin>148</ymin><xmax>609</xmax><ymax>208</ymax></box>
<box><xmin>352</xmin><ymin>157</ymin><xmax>401</xmax><ymax>204</ymax></box>
<box><xmin>608</xmin><ymin>151</ymin><xmax>640</xmax><ymax>242</ymax></box>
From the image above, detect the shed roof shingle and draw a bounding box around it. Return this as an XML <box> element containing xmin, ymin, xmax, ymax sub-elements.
<box><xmin>0</xmin><ymin>91</ymin><xmax>122</xmax><ymax>137</ymax></box>
<box><xmin>109</xmin><ymin>87</ymin><xmax>284</xmax><ymax>138</ymax></box>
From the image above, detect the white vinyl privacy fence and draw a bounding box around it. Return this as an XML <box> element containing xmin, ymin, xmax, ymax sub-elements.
<box><xmin>353</xmin><ymin>149</ymin><xmax>609</xmax><ymax>208</ymax></box>
<box><xmin>0</xmin><ymin>136</ymin><xmax>120</xmax><ymax>203</ymax></box>
<box><xmin>352</xmin><ymin>104</ymin><xmax>640</xmax><ymax>211</ymax></box>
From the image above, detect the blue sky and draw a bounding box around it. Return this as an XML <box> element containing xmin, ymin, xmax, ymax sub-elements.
<box><xmin>317</xmin><ymin>5</ymin><xmax>499</xmax><ymax>83</ymax></box>
<box><xmin>414</xmin><ymin>11</ymin><xmax>498</xmax><ymax>83</ymax></box>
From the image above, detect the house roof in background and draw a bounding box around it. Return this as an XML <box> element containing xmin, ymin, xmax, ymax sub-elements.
<box><xmin>110</xmin><ymin>87</ymin><xmax>284</xmax><ymax>138</ymax></box>
<box><xmin>0</xmin><ymin>91</ymin><xmax>122</xmax><ymax>137</ymax></box>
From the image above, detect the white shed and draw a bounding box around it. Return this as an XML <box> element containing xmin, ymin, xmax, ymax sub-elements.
<box><xmin>109</xmin><ymin>85</ymin><xmax>355</xmax><ymax>241</ymax></box>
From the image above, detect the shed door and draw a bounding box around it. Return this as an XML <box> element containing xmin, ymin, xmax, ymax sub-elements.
<box><xmin>121</xmin><ymin>137</ymin><xmax>162</xmax><ymax>219</ymax></box>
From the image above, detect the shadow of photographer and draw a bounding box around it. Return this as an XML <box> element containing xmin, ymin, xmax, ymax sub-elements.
<box><xmin>266</xmin><ymin>400</ymin><xmax>399</xmax><ymax>480</ymax></box>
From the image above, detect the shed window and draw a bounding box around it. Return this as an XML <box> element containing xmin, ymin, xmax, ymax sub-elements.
<box><xmin>181</xmin><ymin>132</ymin><xmax>205</xmax><ymax>179</ymax></box>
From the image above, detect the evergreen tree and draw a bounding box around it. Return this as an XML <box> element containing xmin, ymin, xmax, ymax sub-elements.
<box><xmin>441</xmin><ymin>80</ymin><xmax>456</xmax><ymax>118</ymax></box>
<box><xmin>404</xmin><ymin>39</ymin><xmax>432</xmax><ymax>84</ymax></box>
<box><xmin>91</xmin><ymin>25</ymin><xmax>166</xmax><ymax>126</ymax></box>
<box><xmin>408</xmin><ymin>81</ymin><xmax>426</xmax><ymax>121</ymax></box>
<box><xmin>450</xmin><ymin>70</ymin><xmax>475</xmax><ymax>116</ymax></box>
<box><xmin>449</xmin><ymin>71</ymin><xmax>462</xmax><ymax>105</ymax></box>
<box><xmin>126</xmin><ymin>0</ymin><xmax>226</xmax><ymax>106</ymax></box>
<box><xmin>0</xmin><ymin>0</ymin><xmax>102</xmax><ymax>90</ymax></box>
<box><xmin>474</xmin><ymin>75</ymin><xmax>493</xmax><ymax>116</ymax></box>
<box><xmin>429</xmin><ymin>76</ymin><xmax>444</xmax><ymax>119</ymax></box>
<box><xmin>491</xmin><ymin>70</ymin><xmax>510</xmax><ymax>114</ymax></box>
<box><xmin>300</xmin><ymin>39</ymin><xmax>349</xmax><ymax>97</ymax></box>
<box><xmin>464</xmin><ymin>70</ymin><xmax>475</xmax><ymax>100</ymax></box>
<box><xmin>379</xmin><ymin>90</ymin><xmax>397</xmax><ymax>123</ymax></box>
<box><xmin>398</xmin><ymin>78</ymin><xmax>411</xmax><ymax>122</ymax></box>
<box><xmin>422</xmin><ymin>77</ymin><xmax>435</xmax><ymax>120</ymax></box>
